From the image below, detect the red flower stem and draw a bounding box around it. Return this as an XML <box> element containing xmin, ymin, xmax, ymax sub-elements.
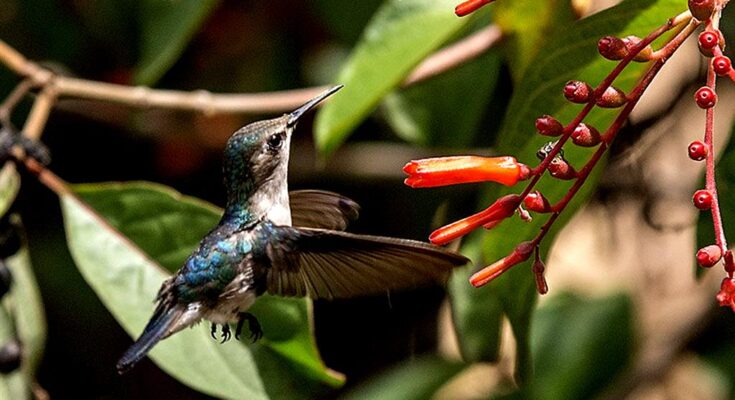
<box><xmin>703</xmin><ymin>11</ymin><xmax>729</xmax><ymax>275</ymax></box>
<box><xmin>524</xmin><ymin>13</ymin><xmax>693</xmax><ymax>199</ymax></box>
<box><xmin>534</xmin><ymin>19</ymin><xmax>699</xmax><ymax>246</ymax></box>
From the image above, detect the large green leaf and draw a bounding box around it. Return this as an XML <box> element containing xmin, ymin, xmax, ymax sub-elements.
<box><xmin>0</xmin><ymin>244</ymin><xmax>47</xmax><ymax>400</ymax></box>
<box><xmin>492</xmin><ymin>0</ymin><xmax>575</xmax><ymax>81</ymax></box>
<box><xmin>530</xmin><ymin>293</ymin><xmax>634</xmax><ymax>399</ymax></box>
<box><xmin>134</xmin><ymin>0</ymin><xmax>220</xmax><ymax>85</ymax></box>
<box><xmin>383</xmin><ymin>47</ymin><xmax>502</xmax><ymax>147</ymax></box>
<box><xmin>339</xmin><ymin>356</ymin><xmax>465</xmax><ymax>400</ymax></box>
<box><xmin>61</xmin><ymin>182</ymin><xmax>342</xmax><ymax>400</ymax></box>
<box><xmin>449</xmin><ymin>0</ymin><xmax>685</xmax><ymax>382</ymax></box>
<box><xmin>314</xmin><ymin>0</ymin><xmax>481</xmax><ymax>156</ymax></box>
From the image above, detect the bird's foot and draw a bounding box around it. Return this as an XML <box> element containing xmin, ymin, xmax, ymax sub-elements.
<box><xmin>235</xmin><ymin>313</ymin><xmax>263</xmax><ymax>342</ymax></box>
<box><xmin>210</xmin><ymin>323</ymin><xmax>217</xmax><ymax>340</ymax></box>
<box><xmin>220</xmin><ymin>324</ymin><xmax>232</xmax><ymax>343</ymax></box>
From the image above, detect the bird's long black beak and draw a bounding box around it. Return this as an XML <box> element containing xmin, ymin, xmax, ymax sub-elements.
<box><xmin>287</xmin><ymin>85</ymin><xmax>343</xmax><ymax>127</ymax></box>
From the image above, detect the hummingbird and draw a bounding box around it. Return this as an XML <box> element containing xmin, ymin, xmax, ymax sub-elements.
<box><xmin>116</xmin><ymin>85</ymin><xmax>469</xmax><ymax>374</ymax></box>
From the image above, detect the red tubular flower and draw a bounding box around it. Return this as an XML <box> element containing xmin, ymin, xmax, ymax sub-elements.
<box><xmin>403</xmin><ymin>156</ymin><xmax>528</xmax><ymax>188</ymax></box>
<box><xmin>455</xmin><ymin>0</ymin><xmax>494</xmax><ymax>16</ymax></box>
<box><xmin>716</xmin><ymin>278</ymin><xmax>735</xmax><ymax>312</ymax></box>
<box><xmin>470</xmin><ymin>241</ymin><xmax>534</xmax><ymax>287</ymax></box>
<box><xmin>429</xmin><ymin>194</ymin><xmax>521</xmax><ymax>245</ymax></box>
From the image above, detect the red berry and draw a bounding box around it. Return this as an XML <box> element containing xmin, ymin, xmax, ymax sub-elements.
<box><xmin>688</xmin><ymin>140</ymin><xmax>707</xmax><ymax>161</ymax></box>
<box><xmin>697</xmin><ymin>244</ymin><xmax>722</xmax><ymax>268</ymax></box>
<box><xmin>693</xmin><ymin>189</ymin><xmax>713</xmax><ymax>210</ymax></box>
<box><xmin>689</xmin><ymin>0</ymin><xmax>715</xmax><ymax>21</ymax></box>
<box><xmin>563</xmin><ymin>81</ymin><xmax>592</xmax><ymax>103</ymax></box>
<box><xmin>694</xmin><ymin>86</ymin><xmax>717</xmax><ymax>108</ymax></box>
<box><xmin>548</xmin><ymin>157</ymin><xmax>576</xmax><ymax>180</ymax></box>
<box><xmin>597</xmin><ymin>36</ymin><xmax>628</xmax><ymax>60</ymax></box>
<box><xmin>699</xmin><ymin>31</ymin><xmax>719</xmax><ymax>49</ymax></box>
<box><xmin>713</xmin><ymin>56</ymin><xmax>732</xmax><ymax>76</ymax></box>
<box><xmin>571</xmin><ymin>123</ymin><xmax>601</xmax><ymax>147</ymax></box>
<box><xmin>535</xmin><ymin>115</ymin><xmax>563</xmax><ymax>136</ymax></box>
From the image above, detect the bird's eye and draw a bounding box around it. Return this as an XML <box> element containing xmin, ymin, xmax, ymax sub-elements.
<box><xmin>266</xmin><ymin>133</ymin><xmax>284</xmax><ymax>151</ymax></box>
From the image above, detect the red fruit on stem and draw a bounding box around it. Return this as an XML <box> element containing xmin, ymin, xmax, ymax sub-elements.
<box><xmin>688</xmin><ymin>0</ymin><xmax>715</xmax><ymax>21</ymax></box>
<box><xmin>713</xmin><ymin>56</ymin><xmax>732</xmax><ymax>76</ymax></box>
<box><xmin>598</xmin><ymin>36</ymin><xmax>628</xmax><ymax>60</ymax></box>
<box><xmin>470</xmin><ymin>241</ymin><xmax>534</xmax><ymax>287</ymax></box>
<box><xmin>694</xmin><ymin>86</ymin><xmax>717</xmax><ymax>109</ymax></box>
<box><xmin>693</xmin><ymin>189</ymin><xmax>713</xmax><ymax>210</ymax></box>
<box><xmin>725</xmin><ymin>250</ymin><xmax>735</xmax><ymax>274</ymax></box>
<box><xmin>571</xmin><ymin>123</ymin><xmax>602</xmax><ymax>147</ymax></box>
<box><xmin>535</xmin><ymin>115</ymin><xmax>563</xmax><ymax>137</ymax></box>
<box><xmin>688</xmin><ymin>141</ymin><xmax>707</xmax><ymax>161</ymax></box>
<box><xmin>524</xmin><ymin>191</ymin><xmax>551</xmax><ymax>213</ymax></box>
<box><xmin>697</xmin><ymin>244</ymin><xmax>722</xmax><ymax>268</ymax></box>
<box><xmin>563</xmin><ymin>81</ymin><xmax>592</xmax><ymax>103</ymax></box>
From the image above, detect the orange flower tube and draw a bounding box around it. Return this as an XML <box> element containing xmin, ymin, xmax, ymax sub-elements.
<box><xmin>455</xmin><ymin>0</ymin><xmax>494</xmax><ymax>16</ymax></box>
<box><xmin>403</xmin><ymin>156</ymin><xmax>527</xmax><ymax>188</ymax></box>
<box><xmin>429</xmin><ymin>194</ymin><xmax>521</xmax><ymax>245</ymax></box>
<box><xmin>470</xmin><ymin>242</ymin><xmax>534</xmax><ymax>287</ymax></box>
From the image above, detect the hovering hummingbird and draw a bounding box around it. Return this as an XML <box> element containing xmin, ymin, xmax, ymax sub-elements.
<box><xmin>116</xmin><ymin>85</ymin><xmax>469</xmax><ymax>374</ymax></box>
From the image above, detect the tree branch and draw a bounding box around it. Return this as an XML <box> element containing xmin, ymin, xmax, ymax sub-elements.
<box><xmin>0</xmin><ymin>25</ymin><xmax>502</xmax><ymax>116</ymax></box>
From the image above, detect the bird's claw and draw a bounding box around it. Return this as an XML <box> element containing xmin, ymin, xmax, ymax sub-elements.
<box><xmin>210</xmin><ymin>323</ymin><xmax>217</xmax><ymax>340</ymax></box>
<box><xmin>220</xmin><ymin>324</ymin><xmax>232</xmax><ymax>343</ymax></box>
<box><xmin>235</xmin><ymin>313</ymin><xmax>263</xmax><ymax>343</ymax></box>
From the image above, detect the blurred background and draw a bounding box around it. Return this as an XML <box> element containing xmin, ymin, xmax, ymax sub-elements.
<box><xmin>1</xmin><ymin>0</ymin><xmax>735</xmax><ymax>399</ymax></box>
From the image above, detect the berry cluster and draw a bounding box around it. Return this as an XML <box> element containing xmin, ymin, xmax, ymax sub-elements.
<box><xmin>407</xmin><ymin>1</ymin><xmax>733</xmax><ymax>306</ymax></box>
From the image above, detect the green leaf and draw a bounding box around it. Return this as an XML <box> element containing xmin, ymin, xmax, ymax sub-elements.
<box><xmin>530</xmin><ymin>293</ymin><xmax>633</xmax><ymax>399</ymax></box>
<box><xmin>450</xmin><ymin>0</ymin><xmax>684</xmax><ymax>382</ymax></box>
<box><xmin>7</xmin><ymin>246</ymin><xmax>47</xmax><ymax>381</ymax></box>
<box><xmin>0</xmin><ymin>164</ymin><xmax>20</xmax><ymax>218</ymax></box>
<box><xmin>62</xmin><ymin>182</ymin><xmax>342</xmax><ymax>400</ymax></box>
<box><xmin>339</xmin><ymin>356</ymin><xmax>465</xmax><ymax>400</ymax></box>
<box><xmin>0</xmin><ymin>244</ymin><xmax>47</xmax><ymax>400</ymax></box>
<box><xmin>492</xmin><ymin>0</ymin><xmax>575</xmax><ymax>81</ymax></box>
<box><xmin>134</xmin><ymin>0</ymin><xmax>220</xmax><ymax>85</ymax></box>
<box><xmin>314</xmin><ymin>0</ymin><xmax>479</xmax><ymax>156</ymax></box>
<box><xmin>383</xmin><ymin>48</ymin><xmax>502</xmax><ymax>147</ymax></box>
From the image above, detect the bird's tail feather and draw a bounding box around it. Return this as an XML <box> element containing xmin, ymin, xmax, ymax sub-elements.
<box><xmin>116</xmin><ymin>305</ymin><xmax>182</xmax><ymax>374</ymax></box>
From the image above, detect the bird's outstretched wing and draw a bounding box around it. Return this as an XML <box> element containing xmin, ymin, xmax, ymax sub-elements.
<box><xmin>264</xmin><ymin>226</ymin><xmax>469</xmax><ymax>299</ymax></box>
<box><xmin>288</xmin><ymin>190</ymin><xmax>360</xmax><ymax>231</ymax></box>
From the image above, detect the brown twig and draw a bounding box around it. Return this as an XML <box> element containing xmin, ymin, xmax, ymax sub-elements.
<box><xmin>0</xmin><ymin>25</ymin><xmax>502</xmax><ymax>116</ymax></box>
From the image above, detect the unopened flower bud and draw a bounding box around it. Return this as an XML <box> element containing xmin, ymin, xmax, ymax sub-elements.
<box><xmin>571</xmin><ymin>123</ymin><xmax>601</xmax><ymax>147</ymax></box>
<box><xmin>688</xmin><ymin>0</ymin><xmax>715</xmax><ymax>21</ymax></box>
<box><xmin>697</xmin><ymin>244</ymin><xmax>722</xmax><ymax>268</ymax></box>
<box><xmin>455</xmin><ymin>0</ymin><xmax>494</xmax><ymax>16</ymax></box>
<box><xmin>535</xmin><ymin>115</ymin><xmax>563</xmax><ymax>137</ymax></box>
<box><xmin>713</xmin><ymin>56</ymin><xmax>732</xmax><ymax>76</ymax></box>
<box><xmin>564</xmin><ymin>81</ymin><xmax>592</xmax><ymax>103</ymax></box>
<box><xmin>622</xmin><ymin>36</ymin><xmax>654</xmax><ymax>62</ymax></box>
<box><xmin>548</xmin><ymin>157</ymin><xmax>577</xmax><ymax>180</ymax></box>
<box><xmin>717</xmin><ymin>277</ymin><xmax>735</xmax><ymax>311</ymax></box>
<box><xmin>532</xmin><ymin>258</ymin><xmax>548</xmax><ymax>295</ymax></box>
<box><xmin>688</xmin><ymin>140</ymin><xmax>707</xmax><ymax>161</ymax></box>
<box><xmin>596</xmin><ymin>86</ymin><xmax>627</xmax><ymax>108</ymax></box>
<box><xmin>692</xmin><ymin>189</ymin><xmax>713</xmax><ymax>210</ymax></box>
<box><xmin>524</xmin><ymin>191</ymin><xmax>551</xmax><ymax>213</ymax></box>
<box><xmin>694</xmin><ymin>86</ymin><xmax>717</xmax><ymax>109</ymax></box>
<box><xmin>598</xmin><ymin>36</ymin><xmax>628</xmax><ymax>60</ymax></box>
